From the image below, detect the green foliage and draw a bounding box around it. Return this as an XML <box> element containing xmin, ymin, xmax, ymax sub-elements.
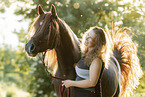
<box><xmin>0</xmin><ymin>0</ymin><xmax>11</xmax><ymax>13</ymax></box>
<box><xmin>8</xmin><ymin>0</ymin><xmax>129</xmax><ymax>36</ymax></box>
<box><xmin>0</xmin><ymin>83</ymin><xmax>30</xmax><ymax>97</ymax></box>
<box><xmin>136</xmin><ymin>72</ymin><xmax>145</xmax><ymax>93</ymax></box>
<box><xmin>0</xmin><ymin>0</ymin><xmax>145</xmax><ymax>96</ymax></box>
<box><xmin>133</xmin><ymin>33</ymin><xmax>145</xmax><ymax>70</ymax></box>
<box><xmin>0</xmin><ymin>44</ymin><xmax>28</xmax><ymax>88</ymax></box>
<box><xmin>27</xmin><ymin>61</ymin><xmax>55</xmax><ymax>97</ymax></box>
<box><xmin>0</xmin><ymin>28</ymin><xmax>55</xmax><ymax>96</ymax></box>
<box><xmin>11</xmin><ymin>0</ymin><xmax>145</xmax><ymax>36</ymax></box>
<box><xmin>14</xmin><ymin>28</ymin><xmax>55</xmax><ymax>96</ymax></box>
<box><xmin>6</xmin><ymin>90</ymin><xmax>16</xmax><ymax>97</ymax></box>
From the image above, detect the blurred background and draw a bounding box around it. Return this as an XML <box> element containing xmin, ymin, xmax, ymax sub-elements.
<box><xmin>0</xmin><ymin>0</ymin><xmax>145</xmax><ymax>97</ymax></box>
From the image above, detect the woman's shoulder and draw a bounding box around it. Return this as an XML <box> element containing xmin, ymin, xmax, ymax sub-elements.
<box><xmin>91</xmin><ymin>57</ymin><xmax>102</xmax><ymax>65</ymax></box>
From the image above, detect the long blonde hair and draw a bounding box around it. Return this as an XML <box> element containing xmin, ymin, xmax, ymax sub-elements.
<box><xmin>80</xmin><ymin>26</ymin><xmax>111</xmax><ymax>66</ymax></box>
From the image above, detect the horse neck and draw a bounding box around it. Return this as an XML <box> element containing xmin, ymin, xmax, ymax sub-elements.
<box><xmin>55</xmin><ymin>19</ymin><xmax>80</xmax><ymax>76</ymax></box>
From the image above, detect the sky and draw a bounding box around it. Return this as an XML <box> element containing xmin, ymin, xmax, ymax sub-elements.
<box><xmin>0</xmin><ymin>3</ymin><xmax>30</xmax><ymax>48</ymax></box>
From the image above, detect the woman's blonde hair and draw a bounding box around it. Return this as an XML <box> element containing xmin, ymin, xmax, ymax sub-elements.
<box><xmin>80</xmin><ymin>26</ymin><xmax>111</xmax><ymax>66</ymax></box>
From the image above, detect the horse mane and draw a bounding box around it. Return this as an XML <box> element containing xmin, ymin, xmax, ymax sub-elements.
<box><xmin>28</xmin><ymin>16</ymin><xmax>41</xmax><ymax>38</ymax></box>
<box><xmin>44</xmin><ymin>17</ymin><xmax>80</xmax><ymax>75</ymax></box>
<box><xmin>112</xmin><ymin>27</ymin><xmax>143</xmax><ymax>97</ymax></box>
<box><xmin>45</xmin><ymin>49</ymin><xmax>58</xmax><ymax>75</ymax></box>
<box><xmin>58</xmin><ymin>18</ymin><xmax>81</xmax><ymax>46</ymax></box>
<box><xmin>28</xmin><ymin>12</ymin><xmax>51</xmax><ymax>38</ymax></box>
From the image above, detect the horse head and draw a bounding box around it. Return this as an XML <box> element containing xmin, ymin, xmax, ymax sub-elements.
<box><xmin>25</xmin><ymin>5</ymin><xmax>60</xmax><ymax>57</ymax></box>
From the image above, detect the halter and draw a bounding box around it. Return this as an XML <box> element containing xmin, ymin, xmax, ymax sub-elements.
<box><xmin>32</xmin><ymin>15</ymin><xmax>60</xmax><ymax>49</ymax></box>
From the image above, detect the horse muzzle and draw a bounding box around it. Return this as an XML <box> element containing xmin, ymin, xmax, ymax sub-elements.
<box><xmin>25</xmin><ymin>39</ymin><xmax>39</xmax><ymax>57</ymax></box>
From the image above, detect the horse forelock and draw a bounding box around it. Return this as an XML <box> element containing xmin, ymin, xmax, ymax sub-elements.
<box><xmin>28</xmin><ymin>12</ymin><xmax>52</xmax><ymax>38</ymax></box>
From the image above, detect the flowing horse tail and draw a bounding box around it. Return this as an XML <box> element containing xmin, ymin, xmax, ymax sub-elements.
<box><xmin>112</xmin><ymin>28</ymin><xmax>143</xmax><ymax>97</ymax></box>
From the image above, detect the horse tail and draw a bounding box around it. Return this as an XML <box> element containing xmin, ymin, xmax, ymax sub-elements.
<box><xmin>113</xmin><ymin>28</ymin><xmax>143</xmax><ymax>97</ymax></box>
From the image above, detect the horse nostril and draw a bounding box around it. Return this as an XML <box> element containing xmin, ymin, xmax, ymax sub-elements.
<box><xmin>30</xmin><ymin>43</ymin><xmax>35</xmax><ymax>52</ymax></box>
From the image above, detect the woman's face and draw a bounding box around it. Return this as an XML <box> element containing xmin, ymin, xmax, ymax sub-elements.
<box><xmin>84</xmin><ymin>30</ymin><xmax>97</xmax><ymax>48</ymax></box>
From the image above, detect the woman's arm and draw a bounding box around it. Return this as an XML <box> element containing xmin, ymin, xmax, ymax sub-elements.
<box><xmin>62</xmin><ymin>57</ymin><xmax>102</xmax><ymax>88</ymax></box>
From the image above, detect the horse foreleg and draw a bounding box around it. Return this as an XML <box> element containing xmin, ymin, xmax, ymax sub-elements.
<box><xmin>54</xmin><ymin>79</ymin><xmax>61</xmax><ymax>97</ymax></box>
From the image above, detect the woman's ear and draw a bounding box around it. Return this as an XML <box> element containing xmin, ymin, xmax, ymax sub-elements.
<box><xmin>50</xmin><ymin>4</ymin><xmax>58</xmax><ymax>19</ymax></box>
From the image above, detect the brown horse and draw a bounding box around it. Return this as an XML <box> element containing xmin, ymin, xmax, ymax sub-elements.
<box><xmin>25</xmin><ymin>4</ymin><xmax>143</xmax><ymax>97</ymax></box>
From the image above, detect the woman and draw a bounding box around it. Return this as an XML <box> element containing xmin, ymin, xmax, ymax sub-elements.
<box><xmin>62</xmin><ymin>26</ymin><xmax>109</xmax><ymax>97</ymax></box>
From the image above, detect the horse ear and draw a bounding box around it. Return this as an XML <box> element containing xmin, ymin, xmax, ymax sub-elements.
<box><xmin>38</xmin><ymin>4</ymin><xmax>44</xmax><ymax>15</ymax></box>
<box><xmin>50</xmin><ymin>4</ymin><xmax>57</xmax><ymax>19</ymax></box>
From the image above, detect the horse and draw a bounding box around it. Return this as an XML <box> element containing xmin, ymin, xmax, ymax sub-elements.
<box><xmin>25</xmin><ymin>4</ymin><xmax>143</xmax><ymax>97</ymax></box>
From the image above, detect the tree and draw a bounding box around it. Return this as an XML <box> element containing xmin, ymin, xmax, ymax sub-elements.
<box><xmin>1</xmin><ymin>0</ymin><xmax>145</xmax><ymax>96</ymax></box>
<box><xmin>0</xmin><ymin>44</ymin><xmax>29</xmax><ymax>88</ymax></box>
<box><xmin>14</xmin><ymin>28</ymin><xmax>55</xmax><ymax>96</ymax></box>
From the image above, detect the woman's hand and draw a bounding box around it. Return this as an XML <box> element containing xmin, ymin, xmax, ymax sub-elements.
<box><xmin>62</xmin><ymin>80</ymin><xmax>73</xmax><ymax>88</ymax></box>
